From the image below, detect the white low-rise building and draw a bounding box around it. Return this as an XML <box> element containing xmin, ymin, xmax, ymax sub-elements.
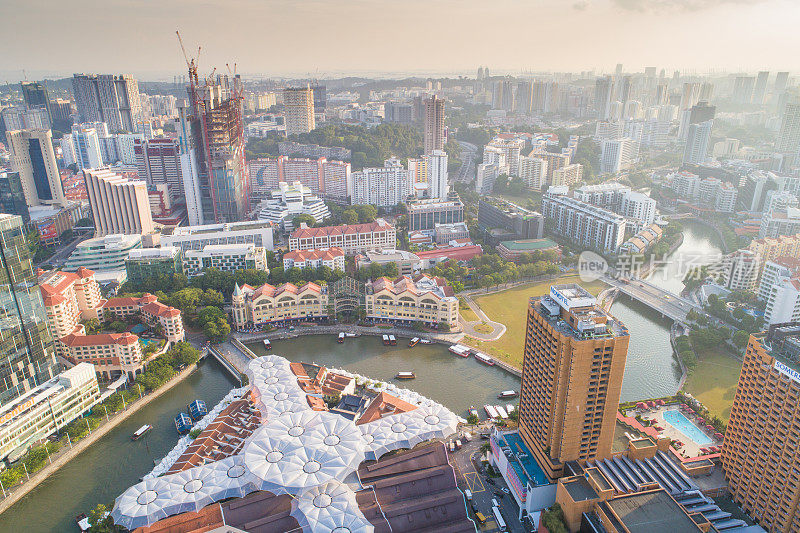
<box><xmin>257</xmin><ymin>181</ymin><xmax>331</xmax><ymax>231</ymax></box>
<box><xmin>159</xmin><ymin>220</ymin><xmax>274</xmax><ymax>252</ymax></box>
<box><xmin>183</xmin><ymin>244</ymin><xmax>268</xmax><ymax>278</ymax></box>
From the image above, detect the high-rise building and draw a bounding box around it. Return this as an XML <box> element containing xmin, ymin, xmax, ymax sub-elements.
<box><xmin>683</xmin><ymin>120</ymin><xmax>713</xmax><ymax>165</ymax></box>
<box><xmin>71</xmin><ymin>74</ymin><xmax>142</xmax><ymax>132</ymax></box>
<box><xmin>83</xmin><ymin>168</ymin><xmax>154</xmax><ymax>236</ymax></box>
<box><xmin>423</xmin><ymin>95</ymin><xmax>445</xmax><ymax>155</ymax></box>
<box><xmin>0</xmin><ymin>214</ymin><xmax>59</xmax><ymax>406</ymax></box>
<box><xmin>426</xmin><ymin>150</ymin><xmax>449</xmax><ymax>200</ymax></box>
<box><xmin>283</xmin><ymin>86</ymin><xmax>315</xmax><ymax>136</ymax></box>
<box><xmin>0</xmin><ymin>170</ymin><xmax>29</xmax><ymax>222</ymax></box>
<box><xmin>133</xmin><ymin>137</ymin><xmax>184</xmax><ymax>202</ymax></box>
<box><xmin>776</xmin><ymin>89</ymin><xmax>800</xmax><ymax>154</ymax></box>
<box><xmin>732</xmin><ymin>76</ymin><xmax>756</xmax><ymax>104</ymax></box>
<box><xmin>600</xmin><ymin>137</ymin><xmax>638</xmax><ymax>174</ymax></box>
<box><xmin>184</xmin><ymin>76</ymin><xmax>249</xmax><ymax>223</ymax></box>
<box><xmin>383</xmin><ymin>102</ymin><xmax>413</xmax><ymax>124</ymax></box>
<box><xmin>595</xmin><ymin>76</ymin><xmax>614</xmax><ymax>120</ymax></box>
<box><xmin>311</xmin><ymin>85</ymin><xmax>326</xmax><ymax>112</ymax></box>
<box><xmin>774</xmin><ymin>71</ymin><xmax>790</xmax><ymax>98</ymax></box>
<box><xmin>722</xmin><ymin>326</ymin><xmax>800</xmax><ymax>531</ymax></box>
<box><xmin>542</xmin><ymin>193</ymin><xmax>626</xmax><ymax>253</ymax></box>
<box><xmin>753</xmin><ymin>71</ymin><xmax>770</xmax><ymax>105</ymax></box>
<box><xmin>5</xmin><ymin>129</ymin><xmax>66</xmax><ymax>207</ymax></box>
<box><xmin>70</xmin><ymin>125</ymin><xmax>104</xmax><ymax>170</ymax></box>
<box><xmin>351</xmin><ymin>158</ymin><xmax>411</xmax><ymax>207</ymax></box>
<box><xmin>519</xmin><ymin>284</ymin><xmax>629</xmax><ymax>480</ymax></box>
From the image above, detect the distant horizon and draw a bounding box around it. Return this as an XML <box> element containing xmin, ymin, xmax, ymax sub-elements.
<box><xmin>2</xmin><ymin>0</ymin><xmax>799</xmax><ymax>84</ymax></box>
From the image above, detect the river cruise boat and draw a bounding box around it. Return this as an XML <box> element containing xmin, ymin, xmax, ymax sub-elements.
<box><xmin>495</xmin><ymin>405</ymin><xmax>509</xmax><ymax>419</ymax></box>
<box><xmin>188</xmin><ymin>399</ymin><xmax>208</xmax><ymax>421</ymax></box>
<box><xmin>382</xmin><ymin>334</ymin><xmax>390</xmax><ymax>345</ymax></box>
<box><xmin>484</xmin><ymin>405</ymin><xmax>499</xmax><ymax>418</ymax></box>
<box><xmin>419</xmin><ymin>338</ymin><xmax>433</xmax><ymax>344</ymax></box>
<box><xmin>395</xmin><ymin>372</ymin><xmax>415</xmax><ymax>379</ymax></box>
<box><xmin>474</xmin><ymin>352</ymin><xmax>495</xmax><ymax>366</ymax></box>
<box><xmin>337</xmin><ymin>332</ymin><xmax>345</xmax><ymax>343</ymax></box>
<box><xmin>175</xmin><ymin>412</ymin><xmax>193</xmax><ymax>435</ymax></box>
<box><xmin>388</xmin><ymin>334</ymin><xmax>397</xmax><ymax>345</ymax></box>
<box><xmin>408</xmin><ymin>337</ymin><xmax>420</xmax><ymax>347</ymax></box>
<box><xmin>345</xmin><ymin>332</ymin><xmax>359</xmax><ymax>337</ymax></box>
<box><xmin>263</xmin><ymin>339</ymin><xmax>271</xmax><ymax>349</ymax></box>
<box><xmin>449</xmin><ymin>344</ymin><xmax>471</xmax><ymax>357</ymax></box>
<box><xmin>498</xmin><ymin>390</ymin><xmax>517</xmax><ymax>399</ymax></box>
<box><xmin>131</xmin><ymin>424</ymin><xmax>152</xmax><ymax>441</ymax></box>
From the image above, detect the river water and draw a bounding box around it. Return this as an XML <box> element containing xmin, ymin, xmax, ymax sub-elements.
<box><xmin>0</xmin><ymin>221</ymin><xmax>723</xmax><ymax>532</ymax></box>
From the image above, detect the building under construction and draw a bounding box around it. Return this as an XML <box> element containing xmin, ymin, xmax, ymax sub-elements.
<box><xmin>176</xmin><ymin>34</ymin><xmax>249</xmax><ymax>224</ymax></box>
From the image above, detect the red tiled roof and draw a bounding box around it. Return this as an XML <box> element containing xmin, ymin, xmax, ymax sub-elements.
<box><xmin>75</xmin><ymin>266</ymin><xmax>95</xmax><ymax>278</ymax></box>
<box><xmin>415</xmin><ymin>244</ymin><xmax>483</xmax><ymax>262</ymax></box>
<box><xmin>142</xmin><ymin>301</ymin><xmax>181</xmax><ymax>318</ymax></box>
<box><xmin>61</xmin><ymin>331</ymin><xmax>139</xmax><ymax>347</ymax></box>
<box><xmin>290</xmin><ymin>219</ymin><xmax>393</xmax><ymax>239</ymax></box>
<box><xmin>284</xmin><ymin>247</ymin><xmax>344</xmax><ymax>262</ymax></box>
<box><xmin>103</xmin><ymin>296</ymin><xmax>142</xmax><ymax>308</ymax></box>
<box><xmin>356</xmin><ymin>392</ymin><xmax>417</xmax><ymax>425</ymax></box>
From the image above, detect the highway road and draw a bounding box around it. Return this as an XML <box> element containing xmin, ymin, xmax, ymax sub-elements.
<box><xmin>455</xmin><ymin>141</ymin><xmax>478</xmax><ymax>185</ymax></box>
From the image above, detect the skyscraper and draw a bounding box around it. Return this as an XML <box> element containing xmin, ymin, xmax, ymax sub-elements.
<box><xmin>732</xmin><ymin>76</ymin><xmax>756</xmax><ymax>104</ymax></box>
<box><xmin>774</xmin><ymin>71</ymin><xmax>790</xmax><ymax>97</ymax></box>
<box><xmin>752</xmin><ymin>71</ymin><xmax>770</xmax><ymax>105</ymax></box>
<box><xmin>682</xmin><ymin>101</ymin><xmax>715</xmax><ymax>164</ymax></box>
<box><xmin>21</xmin><ymin>81</ymin><xmax>49</xmax><ymax>114</ymax></box>
<box><xmin>0</xmin><ymin>171</ymin><xmax>29</xmax><ymax>223</ymax></box>
<box><xmin>722</xmin><ymin>325</ymin><xmax>800</xmax><ymax>531</ymax></box>
<box><xmin>427</xmin><ymin>150</ymin><xmax>449</xmax><ymax>200</ymax></box>
<box><xmin>423</xmin><ymin>95</ymin><xmax>445</xmax><ymax>155</ymax></box>
<box><xmin>70</xmin><ymin>125</ymin><xmax>104</xmax><ymax>170</ymax></box>
<box><xmin>71</xmin><ymin>74</ymin><xmax>142</xmax><ymax>132</ymax></box>
<box><xmin>311</xmin><ymin>85</ymin><xmax>326</xmax><ymax>113</ymax></box>
<box><xmin>283</xmin><ymin>86</ymin><xmax>315</xmax><ymax>136</ymax></box>
<box><xmin>595</xmin><ymin>76</ymin><xmax>614</xmax><ymax>120</ymax></box>
<box><xmin>185</xmin><ymin>76</ymin><xmax>249</xmax><ymax>223</ymax></box>
<box><xmin>777</xmin><ymin>89</ymin><xmax>800</xmax><ymax>154</ymax></box>
<box><xmin>5</xmin><ymin>129</ymin><xmax>66</xmax><ymax>208</ymax></box>
<box><xmin>0</xmin><ymin>214</ymin><xmax>59</xmax><ymax>406</ymax></box>
<box><xmin>518</xmin><ymin>284</ymin><xmax>629</xmax><ymax>480</ymax></box>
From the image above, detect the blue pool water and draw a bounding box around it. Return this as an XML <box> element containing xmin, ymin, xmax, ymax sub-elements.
<box><xmin>498</xmin><ymin>432</ymin><xmax>549</xmax><ymax>486</ymax></box>
<box><xmin>663</xmin><ymin>410</ymin><xmax>712</xmax><ymax>445</ymax></box>
<box><xmin>139</xmin><ymin>338</ymin><xmax>155</xmax><ymax>347</ymax></box>
<box><xmin>131</xmin><ymin>324</ymin><xmax>147</xmax><ymax>334</ymax></box>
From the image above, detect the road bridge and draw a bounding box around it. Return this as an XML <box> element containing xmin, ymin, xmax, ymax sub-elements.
<box><xmin>603</xmin><ymin>276</ymin><xmax>702</xmax><ymax>325</ymax></box>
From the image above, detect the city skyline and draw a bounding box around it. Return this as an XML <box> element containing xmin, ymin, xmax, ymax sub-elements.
<box><xmin>2</xmin><ymin>0</ymin><xmax>800</xmax><ymax>80</ymax></box>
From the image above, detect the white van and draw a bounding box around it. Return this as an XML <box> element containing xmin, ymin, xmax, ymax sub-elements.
<box><xmin>464</xmin><ymin>489</ymin><xmax>473</xmax><ymax>501</ymax></box>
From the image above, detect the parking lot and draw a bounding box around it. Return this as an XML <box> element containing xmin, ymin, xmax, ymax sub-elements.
<box><xmin>448</xmin><ymin>434</ymin><xmax>535</xmax><ymax>533</ymax></box>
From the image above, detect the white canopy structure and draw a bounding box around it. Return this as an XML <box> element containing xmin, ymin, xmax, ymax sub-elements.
<box><xmin>111</xmin><ymin>354</ymin><xmax>459</xmax><ymax>531</ymax></box>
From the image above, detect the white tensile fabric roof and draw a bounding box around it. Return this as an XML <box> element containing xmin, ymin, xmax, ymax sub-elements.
<box><xmin>111</xmin><ymin>354</ymin><xmax>458</xmax><ymax>532</ymax></box>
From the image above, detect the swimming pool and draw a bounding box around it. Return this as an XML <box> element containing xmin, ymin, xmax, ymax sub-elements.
<box><xmin>662</xmin><ymin>410</ymin><xmax>712</xmax><ymax>445</ymax></box>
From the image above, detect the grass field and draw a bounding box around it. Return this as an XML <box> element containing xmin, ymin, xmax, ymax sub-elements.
<box><xmin>463</xmin><ymin>275</ymin><xmax>608</xmax><ymax>366</ymax></box>
<box><xmin>684</xmin><ymin>348</ymin><xmax>742</xmax><ymax>422</ymax></box>
<box><xmin>458</xmin><ymin>298</ymin><xmax>480</xmax><ymax>322</ymax></box>
<box><xmin>473</xmin><ymin>323</ymin><xmax>493</xmax><ymax>334</ymax></box>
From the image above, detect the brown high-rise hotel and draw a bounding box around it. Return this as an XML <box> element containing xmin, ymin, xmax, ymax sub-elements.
<box><xmin>722</xmin><ymin>324</ymin><xmax>800</xmax><ymax>532</ymax></box>
<box><xmin>519</xmin><ymin>284</ymin><xmax>629</xmax><ymax>480</ymax></box>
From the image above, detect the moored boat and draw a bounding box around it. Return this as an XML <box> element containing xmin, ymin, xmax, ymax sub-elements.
<box><xmin>408</xmin><ymin>337</ymin><xmax>420</xmax><ymax>347</ymax></box>
<box><xmin>131</xmin><ymin>424</ymin><xmax>152</xmax><ymax>441</ymax></box>
<box><xmin>175</xmin><ymin>412</ymin><xmax>193</xmax><ymax>435</ymax></box>
<box><xmin>474</xmin><ymin>352</ymin><xmax>495</xmax><ymax>366</ymax></box>
<box><xmin>498</xmin><ymin>390</ymin><xmax>518</xmax><ymax>399</ymax></box>
<box><xmin>382</xmin><ymin>334</ymin><xmax>390</xmax><ymax>345</ymax></box>
<box><xmin>395</xmin><ymin>371</ymin><xmax>415</xmax><ymax>379</ymax></box>
<box><xmin>495</xmin><ymin>405</ymin><xmax>508</xmax><ymax>419</ymax></box>
<box><xmin>388</xmin><ymin>334</ymin><xmax>397</xmax><ymax>345</ymax></box>
<box><xmin>188</xmin><ymin>399</ymin><xmax>208</xmax><ymax>421</ymax></box>
<box><xmin>484</xmin><ymin>405</ymin><xmax>499</xmax><ymax>418</ymax></box>
<box><xmin>337</xmin><ymin>332</ymin><xmax>345</xmax><ymax>343</ymax></box>
<box><xmin>345</xmin><ymin>332</ymin><xmax>359</xmax><ymax>337</ymax></box>
<box><xmin>263</xmin><ymin>339</ymin><xmax>271</xmax><ymax>349</ymax></box>
<box><xmin>419</xmin><ymin>338</ymin><xmax>433</xmax><ymax>344</ymax></box>
<box><xmin>469</xmin><ymin>406</ymin><xmax>479</xmax><ymax>418</ymax></box>
<box><xmin>449</xmin><ymin>344</ymin><xmax>471</xmax><ymax>357</ymax></box>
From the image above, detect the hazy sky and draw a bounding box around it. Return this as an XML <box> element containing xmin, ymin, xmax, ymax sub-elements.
<box><xmin>2</xmin><ymin>0</ymin><xmax>799</xmax><ymax>80</ymax></box>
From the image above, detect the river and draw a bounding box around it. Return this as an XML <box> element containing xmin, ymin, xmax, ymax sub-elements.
<box><xmin>0</xmin><ymin>220</ymin><xmax>724</xmax><ymax>532</ymax></box>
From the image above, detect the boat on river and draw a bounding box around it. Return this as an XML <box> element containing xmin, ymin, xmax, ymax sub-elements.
<box><xmin>388</xmin><ymin>335</ymin><xmax>397</xmax><ymax>345</ymax></box>
<box><xmin>408</xmin><ymin>337</ymin><xmax>420</xmax><ymax>347</ymax></box>
<box><xmin>395</xmin><ymin>372</ymin><xmax>415</xmax><ymax>380</ymax></box>
<box><xmin>263</xmin><ymin>339</ymin><xmax>271</xmax><ymax>349</ymax></box>
<box><xmin>175</xmin><ymin>412</ymin><xmax>193</xmax><ymax>435</ymax></box>
<box><xmin>495</xmin><ymin>405</ymin><xmax>508</xmax><ymax>419</ymax></box>
<box><xmin>474</xmin><ymin>352</ymin><xmax>495</xmax><ymax>366</ymax></box>
<box><xmin>419</xmin><ymin>338</ymin><xmax>433</xmax><ymax>344</ymax></box>
<box><xmin>484</xmin><ymin>405</ymin><xmax>499</xmax><ymax>418</ymax></box>
<box><xmin>131</xmin><ymin>424</ymin><xmax>152</xmax><ymax>441</ymax></box>
<box><xmin>337</xmin><ymin>332</ymin><xmax>345</xmax><ymax>343</ymax></box>
<box><xmin>188</xmin><ymin>399</ymin><xmax>208</xmax><ymax>421</ymax></box>
<box><xmin>498</xmin><ymin>390</ymin><xmax>517</xmax><ymax>399</ymax></box>
<box><xmin>449</xmin><ymin>344</ymin><xmax>471</xmax><ymax>357</ymax></box>
<box><xmin>382</xmin><ymin>334</ymin><xmax>390</xmax><ymax>345</ymax></box>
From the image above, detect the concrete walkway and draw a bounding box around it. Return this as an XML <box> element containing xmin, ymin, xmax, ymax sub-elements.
<box><xmin>458</xmin><ymin>294</ymin><xmax>506</xmax><ymax>341</ymax></box>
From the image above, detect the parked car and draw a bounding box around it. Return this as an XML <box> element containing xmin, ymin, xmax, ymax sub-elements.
<box><xmin>500</xmin><ymin>487</ymin><xmax>510</xmax><ymax>495</ymax></box>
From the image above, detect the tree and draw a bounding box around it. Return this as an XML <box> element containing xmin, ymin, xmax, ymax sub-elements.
<box><xmin>732</xmin><ymin>329</ymin><xmax>750</xmax><ymax>349</ymax></box>
<box><xmin>202</xmin><ymin>289</ymin><xmax>225</xmax><ymax>307</ymax></box>
<box><xmin>82</xmin><ymin>318</ymin><xmax>101</xmax><ymax>334</ymax></box>
<box><xmin>292</xmin><ymin>214</ymin><xmax>316</xmax><ymax>228</ymax></box>
<box><xmin>541</xmin><ymin>503</ymin><xmax>568</xmax><ymax>533</ymax></box>
<box><xmin>355</xmin><ymin>204</ymin><xmax>378</xmax><ymax>223</ymax></box>
<box><xmin>110</xmin><ymin>320</ymin><xmax>127</xmax><ymax>333</ymax></box>
<box><xmin>87</xmin><ymin>503</ymin><xmax>120</xmax><ymax>532</ymax></box>
<box><xmin>342</xmin><ymin>209</ymin><xmax>359</xmax><ymax>224</ymax></box>
<box><xmin>466</xmin><ymin>413</ymin><xmax>479</xmax><ymax>425</ymax></box>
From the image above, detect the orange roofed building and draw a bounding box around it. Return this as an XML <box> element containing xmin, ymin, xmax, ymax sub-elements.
<box><xmin>231</xmin><ymin>281</ymin><xmax>328</xmax><ymax>329</ymax></box>
<box><xmin>364</xmin><ymin>274</ymin><xmax>459</xmax><ymax>329</ymax></box>
<box><xmin>288</xmin><ymin>219</ymin><xmax>396</xmax><ymax>255</ymax></box>
<box><xmin>102</xmin><ymin>294</ymin><xmax>185</xmax><ymax>342</ymax></box>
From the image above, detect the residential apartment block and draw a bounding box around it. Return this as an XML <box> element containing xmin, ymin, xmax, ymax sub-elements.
<box><xmin>541</xmin><ymin>194</ymin><xmax>626</xmax><ymax>253</ymax></box>
<box><xmin>520</xmin><ymin>285</ymin><xmax>629</xmax><ymax>480</ymax></box>
<box><xmin>757</xmin><ymin>257</ymin><xmax>800</xmax><ymax>324</ymax></box>
<box><xmin>124</xmin><ymin>247</ymin><xmax>183</xmax><ymax>287</ymax></box>
<box><xmin>289</xmin><ymin>219</ymin><xmax>396</xmax><ymax>255</ymax></box>
<box><xmin>407</xmin><ymin>198</ymin><xmax>464</xmax><ymax>232</ymax></box>
<box><xmin>351</xmin><ymin>158</ymin><xmax>411</xmax><ymax>207</ymax></box>
<box><xmin>364</xmin><ymin>275</ymin><xmax>458</xmax><ymax>329</ymax></box>
<box><xmin>231</xmin><ymin>282</ymin><xmax>328</xmax><ymax>328</ymax></box>
<box><xmin>183</xmin><ymin>244</ymin><xmax>268</xmax><ymax>278</ymax></box>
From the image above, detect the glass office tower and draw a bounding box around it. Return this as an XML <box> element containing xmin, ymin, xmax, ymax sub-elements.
<box><xmin>0</xmin><ymin>214</ymin><xmax>58</xmax><ymax>406</ymax></box>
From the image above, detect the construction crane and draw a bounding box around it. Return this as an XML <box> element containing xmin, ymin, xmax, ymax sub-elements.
<box><xmin>175</xmin><ymin>30</ymin><xmax>200</xmax><ymax>88</ymax></box>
